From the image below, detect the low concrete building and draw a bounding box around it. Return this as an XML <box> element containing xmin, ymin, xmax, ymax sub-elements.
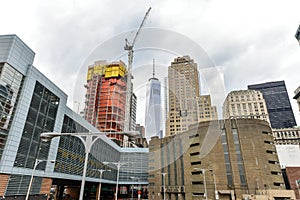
<box><xmin>242</xmin><ymin>189</ymin><xmax>296</xmax><ymax>200</ymax></box>
<box><xmin>148</xmin><ymin>119</ymin><xmax>288</xmax><ymax>200</ymax></box>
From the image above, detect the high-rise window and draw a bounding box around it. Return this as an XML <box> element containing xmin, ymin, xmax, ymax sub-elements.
<box><xmin>145</xmin><ymin>78</ymin><xmax>162</xmax><ymax>139</ymax></box>
<box><xmin>221</xmin><ymin>129</ymin><xmax>233</xmax><ymax>187</ymax></box>
<box><xmin>15</xmin><ymin>81</ymin><xmax>59</xmax><ymax>170</ymax></box>
<box><xmin>232</xmin><ymin>129</ymin><xmax>247</xmax><ymax>186</ymax></box>
<box><xmin>9</xmin><ymin>82</ymin><xmax>59</xmax><ymax>195</ymax></box>
<box><xmin>0</xmin><ymin>63</ymin><xmax>23</xmax><ymax>159</ymax></box>
<box><xmin>248</xmin><ymin>81</ymin><xmax>297</xmax><ymax>128</ymax></box>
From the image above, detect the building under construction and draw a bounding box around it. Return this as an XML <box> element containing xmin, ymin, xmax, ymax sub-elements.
<box><xmin>84</xmin><ymin>60</ymin><xmax>136</xmax><ymax>146</ymax></box>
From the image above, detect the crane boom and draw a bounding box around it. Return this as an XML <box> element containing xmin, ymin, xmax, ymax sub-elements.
<box><xmin>132</xmin><ymin>7</ymin><xmax>151</xmax><ymax>47</ymax></box>
<box><xmin>123</xmin><ymin>7</ymin><xmax>151</xmax><ymax>135</ymax></box>
<box><xmin>124</xmin><ymin>7</ymin><xmax>151</xmax><ymax>50</ymax></box>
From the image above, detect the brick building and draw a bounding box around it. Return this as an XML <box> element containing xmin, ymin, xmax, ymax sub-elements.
<box><xmin>283</xmin><ymin>167</ymin><xmax>300</xmax><ymax>199</ymax></box>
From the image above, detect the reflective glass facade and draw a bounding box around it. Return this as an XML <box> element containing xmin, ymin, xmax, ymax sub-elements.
<box><xmin>145</xmin><ymin>78</ymin><xmax>162</xmax><ymax>139</ymax></box>
<box><xmin>0</xmin><ymin>63</ymin><xmax>23</xmax><ymax>159</ymax></box>
<box><xmin>15</xmin><ymin>81</ymin><xmax>60</xmax><ymax>169</ymax></box>
<box><xmin>119</xmin><ymin>150</ymin><xmax>148</xmax><ymax>183</ymax></box>
<box><xmin>54</xmin><ymin>115</ymin><xmax>87</xmax><ymax>175</ymax></box>
<box><xmin>7</xmin><ymin>81</ymin><xmax>59</xmax><ymax>195</ymax></box>
<box><xmin>55</xmin><ymin>114</ymin><xmax>118</xmax><ymax>181</ymax></box>
<box><xmin>0</xmin><ymin>34</ymin><xmax>148</xmax><ymax>199</ymax></box>
<box><xmin>248</xmin><ymin>81</ymin><xmax>297</xmax><ymax>128</ymax></box>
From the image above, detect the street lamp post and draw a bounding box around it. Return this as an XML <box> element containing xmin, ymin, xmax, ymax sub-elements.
<box><xmin>131</xmin><ymin>183</ymin><xmax>134</xmax><ymax>200</ymax></box>
<box><xmin>103</xmin><ymin>161</ymin><xmax>128</xmax><ymax>200</ymax></box>
<box><xmin>158</xmin><ymin>173</ymin><xmax>167</xmax><ymax>200</ymax></box>
<box><xmin>130</xmin><ymin>178</ymin><xmax>135</xmax><ymax>200</ymax></box>
<box><xmin>125</xmin><ymin>140</ymin><xmax>140</xmax><ymax>148</ymax></box>
<box><xmin>203</xmin><ymin>169</ymin><xmax>208</xmax><ymax>200</ymax></box>
<box><xmin>93</xmin><ymin>169</ymin><xmax>111</xmax><ymax>200</ymax></box>
<box><xmin>41</xmin><ymin>132</ymin><xmax>108</xmax><ymax>200</ymax></box>
<box><xmin>210</xmin><ymin>170</ymin><xmax>219</xmax><ymax>200</ymax></box>
<box><xmin>41</xmin><ymin>131</ymin><xmax>139</xmax><ymax>200</ymax></box>
<box><xmin>130</xmin><ymin>177</ymin><xmax>140</xmax><ymax>200</ymax></box>
<box><xmin>194</xmin><ymin>168</ymin><xmax>208</xmax><ymax>200</ymax></box>
<box><xmin>25</xmin><ymin>159</ymin><xmax>55</xmax><ymax>200</ymax></box>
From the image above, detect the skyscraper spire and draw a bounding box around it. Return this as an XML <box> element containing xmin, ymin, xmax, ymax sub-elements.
<box><xmin>149</xmin><ymin>59</ymin><xmax>158</xmax><ymax>81</ymax></box>
<box><xmin>153</xmin><ymin>58</ymin><xmax>155</xmax><ymax>78</ymax></box>
<box><xmin>145</xmin><ymin>59</ymin><xmax>162</xmax><ymax>139</ymax></box>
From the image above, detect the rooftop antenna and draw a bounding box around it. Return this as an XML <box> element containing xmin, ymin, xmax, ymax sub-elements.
<box><xmin>153</xmin><ymin>58</ymin><xmax>155</xmax><ymax>78</ymax></box>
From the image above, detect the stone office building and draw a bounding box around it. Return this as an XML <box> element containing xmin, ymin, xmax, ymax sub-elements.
<box><xmin>223</xmin><ymin>90</ymin><xmax>270</xmax><ymax>123</ymax></box>
<box><xmin>148</xmin><ymin>119</ymin><xmax>292</xmax><ymax>200</ymax></box>
<box><xmin>166</xmin><ymin>56</ymin><xmax>217</xmax><ymax>137</ymax></box>
<box><xmin>293</xmin><ymin>85</ymin><xmax>300</xmax><ymax>113</ymax></box>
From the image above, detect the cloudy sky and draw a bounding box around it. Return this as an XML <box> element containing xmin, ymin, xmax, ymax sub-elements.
<box><xmin>1</xmin><ymin>0</ymin><xmax>300</xmax><ymax>125</ymax></box>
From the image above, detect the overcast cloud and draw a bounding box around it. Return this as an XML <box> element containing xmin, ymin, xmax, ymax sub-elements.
<box><xmin>1</xmin><ymin>0</ymin><xmax>300</xmax><ymax>125</ymax></box>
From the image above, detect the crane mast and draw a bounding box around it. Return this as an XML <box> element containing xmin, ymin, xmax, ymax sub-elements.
<box><xmin>124</xmin><ymin>7</ymin><xmax>151</xmax><ymax>132</ymax></box>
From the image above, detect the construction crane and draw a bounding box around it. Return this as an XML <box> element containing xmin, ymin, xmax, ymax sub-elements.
<box><xmin>124</xmin><ymin>7</ymin><xmax>151</xmax><ymax>132</ymax></box>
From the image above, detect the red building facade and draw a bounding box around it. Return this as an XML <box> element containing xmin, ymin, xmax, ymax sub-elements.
<box><xmin>84</xmin><ymin>60</ymin><xmax>127</xmax><ymax>146</ymax></box>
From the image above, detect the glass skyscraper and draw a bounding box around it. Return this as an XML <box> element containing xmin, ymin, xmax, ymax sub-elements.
<box><xmin>248</xmin><ymin>81</ymin><xmax>297</xmax><ymax>129</ymax></box>
<box><xmin>0</xmin><ymin>34</ymin><xmax>148</xmax><ymax>199</ymax></box>
<box><xmin>145</xmin><ymin>61</ymin><xmax>162</xmax><ymax>139</ymax></box>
